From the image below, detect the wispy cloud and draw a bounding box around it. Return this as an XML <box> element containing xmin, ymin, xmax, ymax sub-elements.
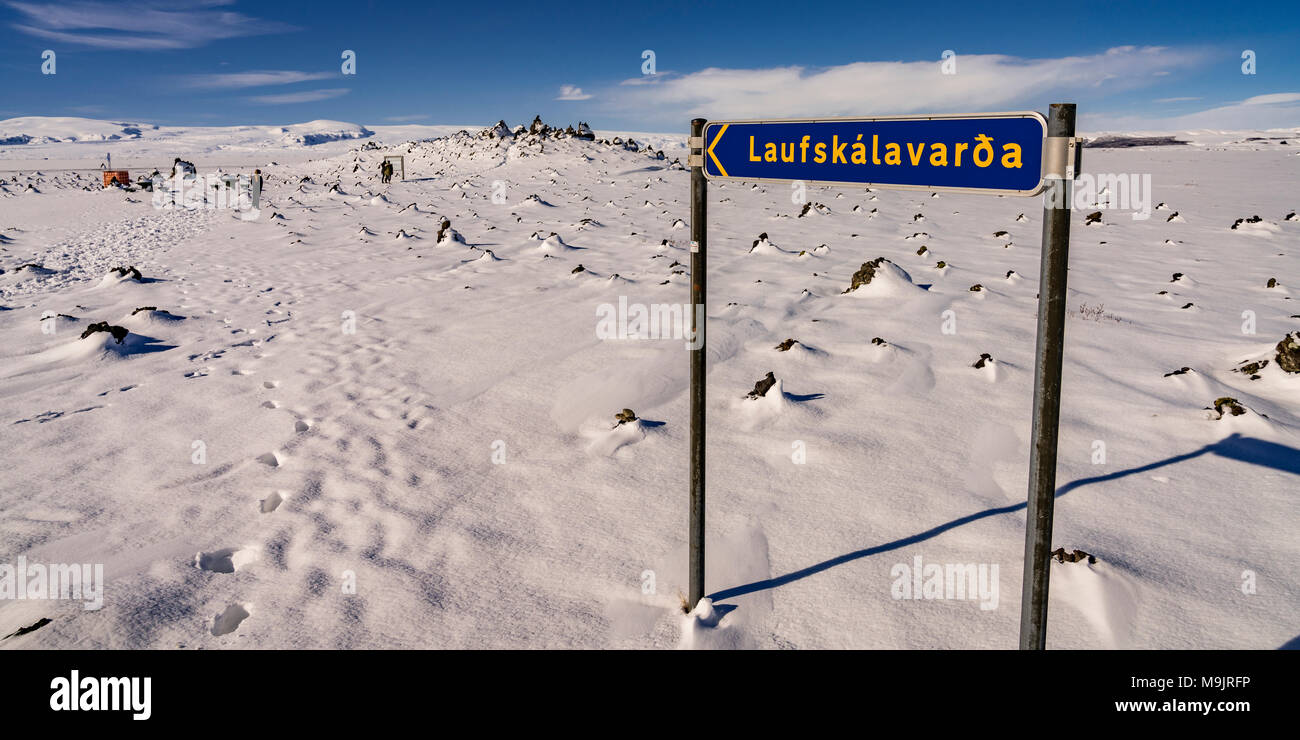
<box><xmin>182</xmin><ymin>70</ymin><xmax>335</xmax><ymax>89</ymax></box>
<box><xmin>1089</xmin><ymin>92</ymin><xmax>1300</xmax><ymax>131</ymax></box>
<box><xmin>1155</xmin><ymin>96</ymin><xmax>1203</xmax><ymax>103</ymax></box>
<box><xmin>556</xmin><ymin>85</ymin><xmax>592</xmax><ymax>101</ymax></box>
<box><xmin>1240</xmin><ymin>92</ymin><xmax>1300</xmax><ymax>106</ymax></box>
<box><xmin>600</xmin><ymin>46</ymin><xmax>1207</xmax><ymax>124</ymax></box>
<box><xmin>248</xmin><ymin>88</ymin><xmax>349</xmax><ymax>105</ymax></box>
<box><xmin>7</xmin><ymin>0</ymin><xmax>297</xmax><ymax>50</ymax></box>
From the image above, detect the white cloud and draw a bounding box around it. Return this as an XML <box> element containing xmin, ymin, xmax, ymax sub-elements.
<box><xmin>600</xmin><ymin>46</ymin><xmax>1206</xmax><ymax>124</ymax></box>
<box><xmin>248</xmin><ymin>88</ymin><xmax>349</xmax><ymax>105</ymax></box>
<box><xmin>183</xmin><ymin>71</ymin><xmax>334</xmax><ymax>90</ymax></box>
<box><xmin>556</xmin><ymin>85</ymin><xmax>592</xmax><ymax>101</ymax></box>
<box><xmin>1240</xmin><ymin>93</ymin><xmax>1300</xmax><ymax>106</ymax></box>
<box><xmin>7</xmin><ymin>0</ymin><xmax>296</xmax><ymax>50</ymax></box>
<box><xmin>1087</xmin><ymin>92</ymin><xmax>1300</xmax><ymax>132</ymax></box>
<box><xmin>1154</xmin><ymin>96</ymin><xmax>1202</xmax><ymax>103</ymax></box>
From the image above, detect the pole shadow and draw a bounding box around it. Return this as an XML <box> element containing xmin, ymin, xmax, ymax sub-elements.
<box><xmin>708</xmin><ymin>433</ymin><xmax>1298</xmax><ymax>602</ymax></box>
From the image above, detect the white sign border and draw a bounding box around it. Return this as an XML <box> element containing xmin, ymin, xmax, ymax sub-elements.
<box><xmin>700</xmin><ymin>110</ymin><xmax>1049</xmax><ymax>197</ymax></box>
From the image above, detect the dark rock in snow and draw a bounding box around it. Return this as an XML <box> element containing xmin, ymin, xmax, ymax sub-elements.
<box><xmin>747</xmin><ymin>371</ymin><xmax>777</xmax><ymax>399</ymax></box>
<box><xmin>1276</xmin><ymin>332</ymin><xmax>1300</xmax><ymax>373</ymax></box>
<box><xmin>1236</xmin><ymin>359</ymin><xmax>1268</xmax><ymax>379</ymax></box>
<box><xmin>1211</xmin><ymin>397</ymin><xmax>1246</xmax><ymax>418</ymax></box>
<box><xmin>80</xmin><ymin>321</ymin><xmax>128</xmax><ymax>344</ymax></box>
<box><xmin>436</xmin><ymin>219</ymin><xmax>460</xmax><ymax>243</ymax></box>
<box><xmin>844</xmin><ymin>257</ymin><xmax>890</xmax><ymax>293</ymax></box>
<box><xmin>1051</xmin><ymin>548</ymin><xmax>1096</xmax><ymax>564</ymax></box>
<box><xmin>3</xmin><ymin>617</ymin><xmax>51</xmax><ymax>638</ymax></box>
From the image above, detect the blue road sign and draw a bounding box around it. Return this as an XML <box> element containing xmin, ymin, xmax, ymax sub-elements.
<box><xmin>702</xmin><ymin>112</ymin><xmax>1047</xmax><ymax>195</ymax></box>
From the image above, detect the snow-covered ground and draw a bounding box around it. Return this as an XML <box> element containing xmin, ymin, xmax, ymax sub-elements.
<box><xmin>0</xmin><ymin>117</ymin><xmax>1297</xmax><ymax>649</ymax></box>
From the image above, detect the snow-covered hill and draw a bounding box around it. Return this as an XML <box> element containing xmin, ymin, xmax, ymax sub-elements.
<box><xmin>0</xmin><ymin>117</ymin><xmax>479</xmax><ymax>170</ymax></box>
<box><xmin>0</xmin><ymin>117</ymin><xmax>380</xmax><ymax>147</ymax></box>
<box><xmin>0</xmin><ymin>117</ymin><xmax>157</xmax><ymax>145</ymax></box>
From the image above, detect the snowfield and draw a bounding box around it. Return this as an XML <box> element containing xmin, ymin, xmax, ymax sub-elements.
<box><xmin>0</xmin><ymin>118</ymin><xmax>1297</xmax><ymax>649</ymax></box>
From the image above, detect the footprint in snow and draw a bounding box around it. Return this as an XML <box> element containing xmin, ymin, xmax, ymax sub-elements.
<box><xmin>210</xmin><ymin>604</ymin><xmax>251</xmax><ymax>636</ymax></box>
<box><xmin>259</xmin><ymin>491</ymin><xmax>285</xmax><ymax>514</ymax></box>
<box><xmin>195</xmin><ymin>547</ymin><xmax>257</xmax><ymax>574</ymax></box>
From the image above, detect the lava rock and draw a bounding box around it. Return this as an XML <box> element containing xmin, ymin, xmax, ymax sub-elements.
<box><xmin>1275</xmin><ymin>332</ymin><xmax>1300</xmax><ymax>373</ymax></box>
<box><xmin>747</xmin><ymin>371</ymin><xmax>777</xmax><ymax>399</ymax></box>
<box><xmin>80</xmin><ymin>321</ymin><xmax>128</xmax><ymax>344</ymax></box>
<box><xmin>1212</xmin><ymin>397</ymin><xmax>1246</xmax><ymax>417</ymax></box>
<box><xmin>844</xmin><ymin>257</ymin><xmax>890</xmax><ymax>292</ymax></box>
<box><xmin>1051</xmin><ymin>548</ymin><xmax>1096</xmax><ymax>564</ymax></box>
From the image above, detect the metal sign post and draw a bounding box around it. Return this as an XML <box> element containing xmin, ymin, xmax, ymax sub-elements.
<box><xmin>688</xmin><ymin>118</ymin><xmax>708</xmax><ymax>610</ymax></box>
<box><xmin>686</xmin><ymin>107</ymin><xmax>1078</xmax><ymax>647</ymax></box>
<box><xmin>1019</xmin><ymin>102</ymin><xmax>1077</xmax><ymax>650</ymax></box>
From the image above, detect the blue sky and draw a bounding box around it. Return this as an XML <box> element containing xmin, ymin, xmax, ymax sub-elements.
<box><xmin>1</xmin><ymin>0</ymin><xmax>1297</xmax><ymax>132</ymax></box>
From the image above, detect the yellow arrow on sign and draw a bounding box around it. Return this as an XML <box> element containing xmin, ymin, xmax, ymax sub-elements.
<box><xmin>707</xmin><ymin>124</ymin><xmax>729</xmax><ymax>177</ymax></box>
